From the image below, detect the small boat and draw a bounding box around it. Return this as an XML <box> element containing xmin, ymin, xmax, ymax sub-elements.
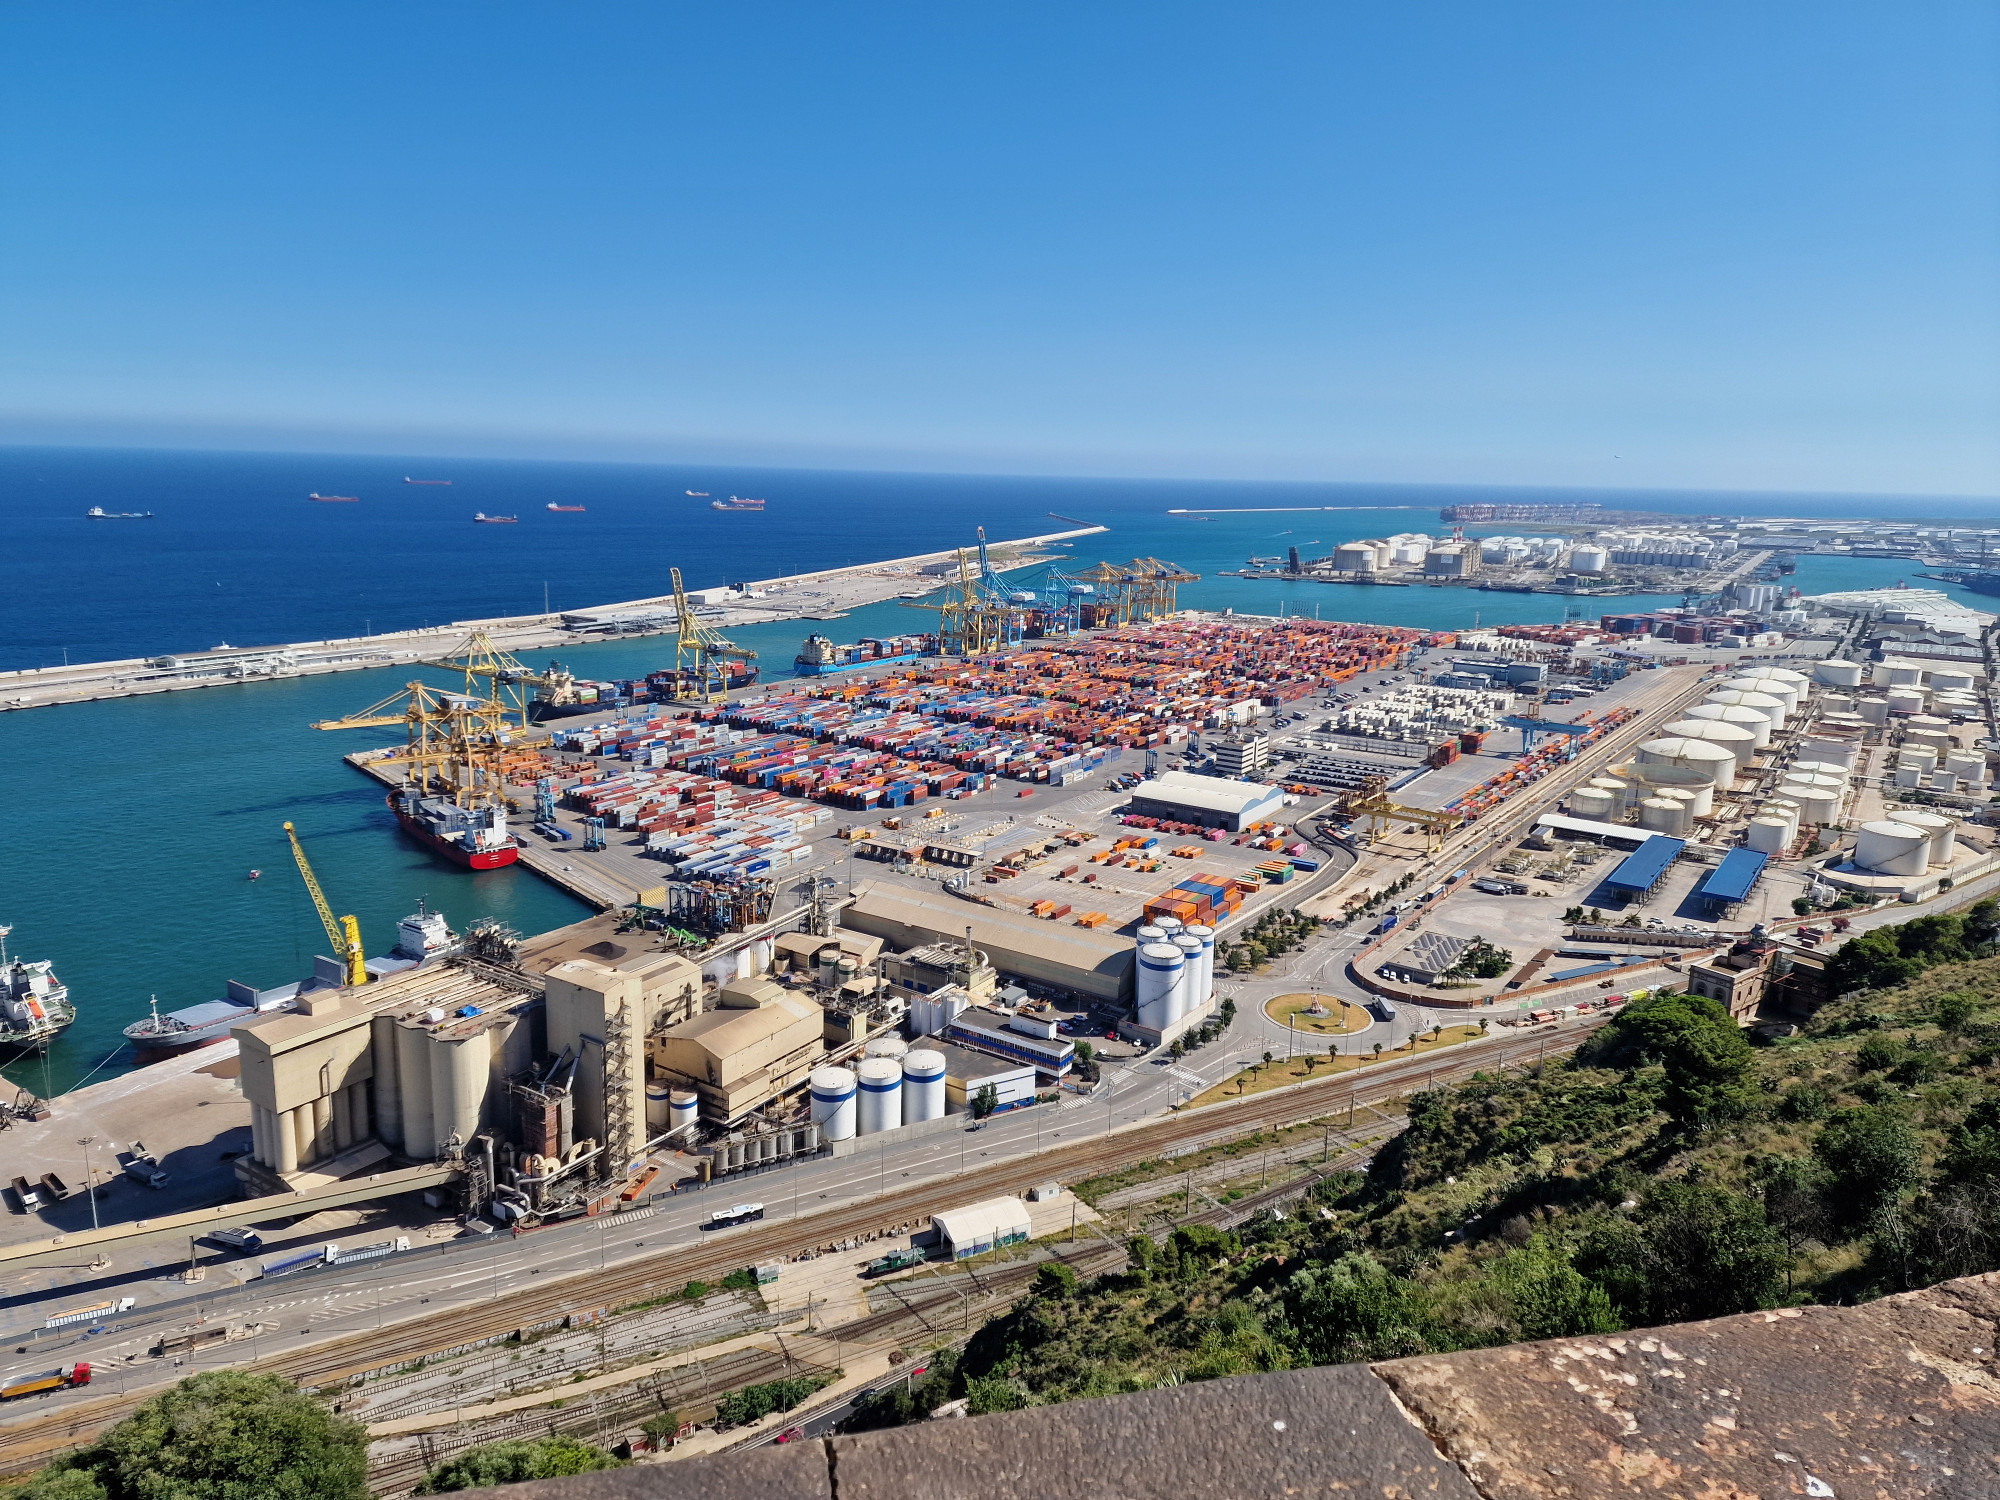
<box><xmin>546</xmin><ymin>503</ymin><xmax>586</xmax><ymax>513</ymax></box>
<box><xmin>686</xmin><ymin>489</ymin><xmax>710</xmax><ymax>497</ymax></box>
<box><xmin>308</xmin><ymin>493</ymin><xmax>359</xmax><ymax>503</ymax></box>
<box><xmin>405</xmin><ymin>477</ymin><xmax>452</xmax><ymax>485</ymax></box>
<box><xmin>85</xmin><ymin>507</ymin><xmax>153</xmax><ymax>519</ymax></box>
<box><xmin>248</xmin><ymin>869</ymin><xmax>261</xmax><ymax>881</ymax></box>
<box><xmin>474</xmin><ymin>513</ymin><xmax>519</xmax><ymax>524</ymax></box>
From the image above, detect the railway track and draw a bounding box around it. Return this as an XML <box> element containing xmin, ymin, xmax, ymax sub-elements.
<box><xmin>0</xmin><ymin>1019</ymin><xmax>1603</xmax><ymax>1479</ymax></box>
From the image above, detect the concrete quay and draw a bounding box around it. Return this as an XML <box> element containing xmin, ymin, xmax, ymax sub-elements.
<box><xmin>0</xmin><ymin>524</ymin><xmax>1104</xmax><ymax>713</ymax></box>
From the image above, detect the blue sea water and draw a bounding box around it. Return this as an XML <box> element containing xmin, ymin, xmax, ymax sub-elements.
<box><xmin>2</xmin><ymin>444</ymin><xmax>1993</xmax><ymax>1094</ymax></box>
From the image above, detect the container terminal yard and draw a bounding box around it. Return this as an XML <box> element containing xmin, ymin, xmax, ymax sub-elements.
<box><xmin>2</xmin><ymin>573</ymin><xmax>1997</xmax><ymax>1488</ymax></box>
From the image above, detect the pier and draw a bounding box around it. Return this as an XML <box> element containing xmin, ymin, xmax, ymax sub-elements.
<box><xmin>0</xmin><ymin>525</ymin><xmax>1105</xmax><ymax>713</ymax></box>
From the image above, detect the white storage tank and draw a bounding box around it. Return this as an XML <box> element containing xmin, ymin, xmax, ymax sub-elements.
<box><xmin>1664</xmin><ymin>781</ymin><xmax>1715</xmax><ymax>817</ymax></box>
<box><xmin>1171</xmin><ymin>934</ymin><xmax>1204</xmax><ymax>1024</ymax></box>
<box><xmin>736</xmin><ymin>946</ymin><xmax>755</xmax><ymax>982</ymax></box>
<box><xmin>1725</xmin><ymin>675</ymin><xmax>1800</xmax><ymax>713</ymax></box>
<box><xmin>1638</xmin><ymin>797</ymin><xmax>1691</xmax><ymax>836</ymax></box>
<box><xmin>1570</xmin><ymin>544</ymin><xmax>1609</xmax><ymax>574</ymax></box>
<box><xmin>1184</xmin><ymin>924</ymin><xmax>1215</xmax><ymax>1011</ymax></box>
<box><xmin>1335</xmin><ymin>542</ymin><xmax>1379</xmax><ymax>573</ymax></box>
<box><xmin>902</xmin><ymin>1049</ymin><xmax>947</xmax><ymax>1123</ymax></box>
<box><xmin>1637</xmin><ymin>736</ymin><xmax>1738</xmax><ymax>788</ymax></box>
<box><xmin>1706</xmin><ymin>688</ymin><xmax>1788</xmax><ymax>726</ymax></box>
<box><xmin>1136</xmin><ymin>942</ymin><xmax>1185</xmax><ymax>1031</ymax></box>
<box><xmin>1798</xmin><ymin>738</ymin><xmax>1860</xmax><ymax>771</ymax></box>
<box><xmin>1664</xmin><ymin>720</ymin><xmax>1760</xmax><ymax>762</ymax></box>
<box><xmin>1814</xmin><ymin>659</ymin><xmax>1867</xmax><ymax>688</ymax></box>
<box><xmin>1855</xmin><ymin>821</ymin><xmax>1930</xmax><ymax>876</ymax></box>
<box><xmin>1746</xmin><ymin>817</ymin><xmax>1793</xmax><ymax>854</ymax></box>
<box><xmin>646</xmin><ymin>1081</ymin><xmax>673</xmax><ymax>1133</ymax></box>
<box><xmin>1886</xmin><ymin>688</ymin><xmax>1927</xmax><ymax>716</ymax></box>
<box><xmin>1571</xmin><ymin>786</ymin><xmax>1617</xmax><ymax>820</ymax></box>
<box><xmin>1946</xmin><ymin>751</ymin><xmax>1987</xmax><ymax>785</ymax></box>
<box><xmin>811</xmin><ymin>1066</ymin><xmax>858</xmax><ymax>1142</ymax></box>
<box><xmin>1777</xmin><ymin>783</ymin><xmax>1841</xmax><ymax>824</ymax></box>
<box><xmin>752</xmin><ymin>937</ymin><xmax>773</xmax><ymax>974</ymax></box>
<box><xmin>1898</xmin><ymin>811</ymin><xmax>1957</xmax><ymax>867</ymax></box>
<box><xmin>1877</xmin><ymin>659</ymin><xmax>1924</xmax><ymax>687</ymax></box>
<box><xmin>1688</xmin><ymin>703</ymin><xmax>1773</xmax><ymax>747</ymax></box>
<box><xmin>1930</xmin><ymin>668</ymin><xmax>1977</xmax><ymax>694</ymax></box>
<box><xmin>1136</xmin><ymin>924</ymin><xmax>1168</xmax><ymax>947</ymax></box>
<box><xmin>864</xmin><ymin>1035</ymin><xmax>910</xmax><ymax>1062</ymax></box>
<box><xmin>1788</xmin><ymin>758</ymin><xmax>1851</xmax><ymax>780</ymax></box>
<box><xmin>1854</xmin><ymin>697</ymin><xmax>1890</xmax><ymax>725</ymax></box>
<box><xmin>1154</xmin><ymin>915</ymin><xmax>1185</xmax><ymax>937</ymax></box>
<box><xmin>669</xmin><ymin>1090</ymin><xmax>700</xmax><ymax>1135</ymax></box>
<box><xmin>856</xmin><ymin>1057</ymin><xmax>903</xmax><ymax>1136</ymax></box>
<box><xmin>1821</xmin><ymin>693</ymin><xmax>1855</xmax><ymax>715</ymax></box>
<box><xmin>1589</xmin><ymin>777</ymin><xmax>1631</xmax><ymax>810</ymax></box>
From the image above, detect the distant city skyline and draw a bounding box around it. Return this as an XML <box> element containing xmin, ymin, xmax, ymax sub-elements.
<box><xmin>0</xmin><ymin>4</ymin><xmax>1994</xmax><ymax>496</ymax></box>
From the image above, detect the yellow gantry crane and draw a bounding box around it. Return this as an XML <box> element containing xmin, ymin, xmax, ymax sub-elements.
<box><xmin>1337</xmin><ymin>777</ymin><xmax>1460</xmax><ymax>856</ymax></box>
<box><xmin>312</xmin><ymin>679</ymin><xmax>513</xmax><ymax>809</ymax></box>
<box><xmin>671</xmin><ymin>567</ymin><xmax>758</xmax><ymax>702</ymax></box>
<box><xmin>283</xmin><ymin>822</ymin><xmax>367</xmax><ymax>986</ymax></box>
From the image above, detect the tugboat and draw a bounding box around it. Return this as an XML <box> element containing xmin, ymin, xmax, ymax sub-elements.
<box><xmin>122</xmin><ymin>901</ymin><xmax>462</xmax><ymax>1056</ymax></box>
<box><xmin>0</xmin><ymin>927</ymin><xmax>76</xmax><ymax>1059</ymax></box>
<box><xmin>388</xmin><ymin>789</ymin><xmax>519</xmax><ymax>869</ymax></box>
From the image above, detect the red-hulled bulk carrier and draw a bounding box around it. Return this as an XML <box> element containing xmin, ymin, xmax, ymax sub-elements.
<box><xmin>388</xmin><ymin>789</ymin><xmax>519</xmax><ymax>869</ymax></box>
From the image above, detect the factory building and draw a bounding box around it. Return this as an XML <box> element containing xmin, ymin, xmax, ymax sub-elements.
<box><xmin>844</xmin><ymin>883</ymin><xmax>1135</xmax><ymax>1003</ymax></box>
<box><xmin>646</xmin><ymin>976</ymin><xmax>826</xmax><ymax>1124</ymax></box>
<box><xmin>942</xmin><ymin>1004</ymin><xmax>1075</xmax><ymax>1081</ymax></box>
<box><xmin>930</xmin><ymin>1041</ymin><xmax>1039</xmax><ymax>1114</ymax></box>
<box><xmin>1126</xmin><ymin>769</ymin><xmax>1285</xmax><ymax>833</ymax></box>
<box><xmin>880</xmin><ymin>942</ymin><xmax>998</xmax><ymax>1009</ymax></box>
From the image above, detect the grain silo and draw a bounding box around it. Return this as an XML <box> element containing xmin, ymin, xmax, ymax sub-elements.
<box><xmin>901</xmin><ymin>1050</ymin><xmax>947</xmax><ymax>1123</ymax></box>
<box><xmin>1855</xmin><ymin>821</ymin><xmax>1930</xmax><ymax>876</ymax></box>
<box><xmin>1171</xmin><ymin>934</ymin><xmax>1204</xmax><ymax>1024</ymax></box>
<box><xmin>856</xmin><ymin>1057</ymin><xmax>903</xmax><ymax>1136</ymax></box>
<box><xmin>668</xmin><ymin>1090</ymin><xmax>700</xmax><ymax>1135</ymax></box>
<box><xmin>1136</xmin><ymin>942</ymin><xmax>1185</xmax><ymax>1031</ymax></box>
<box><xmin>810</xmin><ymin>1066</ymin><xmax>857</xmax><ymax>1142</ymax></box>
<box><xmin>1184</xmin><ymin>924</ymin><xmax>1215</xmax><ymax>1011</ymax></box>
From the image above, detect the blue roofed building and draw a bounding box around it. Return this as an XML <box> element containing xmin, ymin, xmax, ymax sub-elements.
<box><xmin>1603</xmin><ymin>836</ymin><xmax>1684</xmax><ymax>902</ymax></box>
<box><xmin>1697</xmin><ymin>848</ymin><xmax>1768</xmax><ymax>913</ymax></box>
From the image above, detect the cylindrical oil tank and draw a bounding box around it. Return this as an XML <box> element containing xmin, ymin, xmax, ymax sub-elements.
<box><xmin>1798</xmin><ymin>739</ymin><xmax>1860</xmax><ymax>771</ymax></box>
<box><xmin>1665</xmin><ymin>720</ymin><xmax>1760</xmax><ymax>763</ymax></box>
<box><xmin>1171</xmin><ymin>934</ymin><xmax>1203</xmax><ymax>1025</ymax></box>
<box><xmin>1931</xmin><ymin>668</ymin><xmax>1976</xmax><ymax>693</ymax></box>
<box><xmin>1746</xmin><ymin>817</ymin><xmax>1793</xmax><ymax>854</ymax></box>
<box><xmin>395</xmin><ymin>1019</ymin><xmax>437</xmax><ymax>1160</ymax></box>
<box><xmin>646</xmin><ymin>1081</ymin><xmax>672</xmax><ymax>1132</ymax></box>
<box><xmin>1668</xmin><ymin>781</ymin><xmax>1715</xmax><ymax>817</ymax></box>
<box><xmin>669</xmin><ymin>1090</ymin><xmax>699</xmax><ymax>1134</ymax></box>
<box><xmin>1777</xmin><ymin>784</ymin><xmax>1841</xmax><ymax>823</ymax></box>
<box><xmin>810</xmin><ymin>1066</ymin><xmax>857</xmax><ymax>1142</ymax></box>
<box><xmin>1947</xmin><ymin>751</ymin><xmax>1987</xmax><ymax>783</ymax></box>
<box><xmin>1787</xmin><ymin>759</ymin><xmax>1850</xmax><ymax>782</ymax></box>
<box><xmin>1878</xmin><ymin>660</ymin><xmax>1924</xmax><ymax>687</ymax></box>
<box><xmin>1571</xmin><ymin>786</ymin><xmax>1617</xmax><ymax>820</ymax></box>
<box><xmin>1638</xmin><ymin>797</ymin><xmax>1691</xmax><ymax>836</ymax></box>
<box><xmin>1725</xmin><ymin>676</ymin><xmax>1799</xmax><ymax>714</ymax></box>
<box><xmin>1741</xmin><ymin>665</ymin><xmax>1810</xmax><ymax>688</ymax></box>
<box><xmin>1783</xmin><ymin>771</ymin><xmax>1846</xmax><ymax>794</ymax></box>
<box><xmin>1814</xmin><ymin>659</ymin><xmax>1867</xmax><ymax>688</ymax></box>
<box><xmin>1636</xmin><ymin>736</ymin><xmax>1737</xmax><ymax>788</ymax></box>
<box><xmin>1898</xmin><ymin>811</ymin><xmax>1957</xmax><ymax>867</ymax></box>
<box><xmin>1856</xmin><ymin>820</ymin><xmax>1930</xmax><ymax>876</ymax></box>
<box><xmin>902</xmin><ymin>1049</ymin><xmax>947</xmax><ymax>1123</ymax></box>
<box><xmin>1136</xmin><ymin>942</ymin><xmax>1185</xmax><ymax>1031</ymax></box>
<box><xmin>1886</xmin><ymin>688</ymin><xmax>1927</xmax><ymax>716</ymax></box>
<box><xmin>428</xmin><ymin>1028</ymin><xmax>488</xmax><ymax>1154</ymax></box>
<box><xmin>1898</xmin><ymin>746</ymin><xmax>1939</xmax><ymax>772</ymax></box>
<box><xmin>864</xmin><ymin>1034</ymin><xmax>909</xmax><ymax>1061</ymax></box>
<box><xmin>1570</xmin><ymin>544</ymin><xmax>1609</xmax><ymax>574</ymax></box>
<box><xmin>856</xmin><ymin>1057</ymin><xmax>903</xmax><ymax>1136</ymax></box>
<box><xmin>1854</xmin><ymin>697</ymin><xmax>1890</xmax><ymax>725</ymax></box>
<box><xmin>1821</xmin><ymin>693</ymin><xmax>1855</xmax><ymax>715</ymax></box>
<box><xmin>1184</xmin><ymin>924</ymin><xmax>1215</xmax><ymax>1011</ymax></box>
<box><xmin>1767</xmin><ymin>797</ymin><xmax>1802</xmax><ymax>833</ymax></box>
<box><xmin>1689</xmin><ymin>703</ymin><xmax>1774</xmax><ymax>747</ymax></box>
<box><xmin>1335</xmin><ymin>542</ymin><xmax>1379</xmax><ymax>573</ymax></box>
<box><xmin>1708</xmin><ymin>686</ymin><xmax>1790</xmax><ymax>721</ymax></box>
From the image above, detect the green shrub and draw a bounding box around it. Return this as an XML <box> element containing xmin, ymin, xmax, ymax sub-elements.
<box><xmin>417</xmin><ymin>1437</ymin><xmax>622</xmax><ymax>1492</ymax></box>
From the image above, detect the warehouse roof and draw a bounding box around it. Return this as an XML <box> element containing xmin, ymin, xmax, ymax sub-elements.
<box><xmin>844</xmin><ymin>883</ymin><xmax>1133</xmax><ymax>998</ymax></box>
<box><xmin>1605</xmin><ymin>836</ymin><xmax>1685</xmax><ymax>895</ymax></box>
<box><xmin>932</xmin><ymin>1195</ymin><xmax>1032</xmax><ymax>1247</ymax></box>
<box><xmin>1699</xmin><ymin>848</ymin><xmax>1769</xmax><ymax>906</ymax></box>
<box><xmin>1131</xmin><ymin>770</ymin><xmax>1282</xmax><ymax>818</ymax></box>
<box><xmin>1533</xmin><ymin>812</ymin><xmax>1654</xmax><ymax>848</ymax></box>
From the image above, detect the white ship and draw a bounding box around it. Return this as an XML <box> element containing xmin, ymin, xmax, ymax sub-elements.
<box><xmin>0</xmin><ymin>926</ymin><xmax>76</xmax><ymax>1059</ymax></box>
<box><xmin>123</xmin><ymin>903</ymin><xmax>461</xmax><ymax>1055</ymax></box>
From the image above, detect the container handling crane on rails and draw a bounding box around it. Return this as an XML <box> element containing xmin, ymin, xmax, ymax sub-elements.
<box><xmin>1333</xmin><ymin>776</ymin><xmax>1461</xmax><ymax>857</ymax></box>
<box><xmin>670</xmin><ymin>567</ymin><xmax>758</xmax><ymax>703</ymax></box>
<box><xmin>282</xmin><ymin>822</ymin><xmax>367</xmax><ymax>987</ymax></box>
<box><xmin>311</xmin><ymin>679</ymin><xmax>514</xmax><ymax>810</ymax></box>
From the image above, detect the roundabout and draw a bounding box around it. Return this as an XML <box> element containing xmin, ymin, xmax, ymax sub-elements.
<box><xmin>1262</xmin><ymin>991</ymin><xmax>1372</xmax><ymax>1036</ymax></box>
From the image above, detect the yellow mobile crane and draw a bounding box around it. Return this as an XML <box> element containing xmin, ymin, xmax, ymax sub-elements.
<box><xmin>282</xmin><ymin>822</ymin><xmax>367</xmax><ymax>987</ymax></box>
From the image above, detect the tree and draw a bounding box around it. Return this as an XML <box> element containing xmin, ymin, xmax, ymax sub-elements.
<box><xmin>640</xmin><ymin>1414</ymin><xmax>684</xmax><ymax>1451</ymax></box>
<box><xmin>1814</xmin><ymin>1106</ymin><xmax>1922</xmax><ymax>1222</ymax></box>
<box><xmin>417</xmin><ymin>1437</ymin><xmax>623</xmax><ymax>1492</ymax></box>
<box><xmin>1283</xmin><ymin>1253</ymin><xmax>1437</xmax><ymax>1363</ymax></box>
<box><xmin>1372</xmin><ymin>1041</ymin><xmax>1384</xmax><ymax>1060</ymax></box>
<box><xmin>1792</xmin><ymin>896</ymin><xmax>1814</xmax><ymax>916</ymax></box>
<box><xmin>1753</xmin><ymin>1154</ymin><xmax>1832</xmax><ymax>1280</ymax></box>
<box><xmin>1074</xmin><ymin>1039</ymin><xmax>1094</xmax><ymax>1064</ymax></box>
<box><xmin>1034</xmin><ymin>1261</ymin><xmax>1078</xmax><ymax>1297</ymax></box>
<box><xmin>1935</xmin><ymin>992</ymin><xmax>1979</xmax><ymax>1037</ymax></box>
<box><xmin>1965</xmin><ymin>898</ymin><xmax>2000</xmax><ymax>954</ymax></box>
<box><xmin>1579</xmin><ymin>1182</ymin><xmax>1788</xmax><ymax>1325</ymax></box>
<box><xmin>1577</xmin><ymin>991</ymin><xmax>1755</xmax><ymax>1129</ymax></box>
<box><xmin>28</xmin><ymin>1372</ymin><xmax>369</xmax><ymax>1500</ymax></box>
<box><xmin>971</xmin><ymin>1084</ymin><xmax>999</xmax><ymax>1119</ymax></box>
<box><xmin>1493</xmin><ymin>1238</ymin><xmax>1621</xmax><ymax>1340</ymax></box>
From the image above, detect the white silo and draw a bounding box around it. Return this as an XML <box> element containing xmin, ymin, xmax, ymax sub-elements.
<box><xmin>856</xmin><ymin>1057</ymin><xmax>903</xmax><ymax>1136</ymax></box>
<box><xmin>1154</xmin><ymin>915</ymin><xmax>1185</xmax><ymax>937</ymax></box>
<box><xmin>810</xmin><ymin>1066</ymin><xmax>858</xmax><ymax>1142</ymax></box>
<box><xmin>669</xmin><ymin>1090</ymin><xmax>700</xmax><ymax>1135</ymax></box>
<box><xmin>1136</xmin><ymin>923</ymin><xmax>1168</xmax><ymax>947</ymax></box>
<box><xmin>1638</xmin><ymin>798</ymin><xmax>1691</xmax><ymax>836</ymax></box>
<box><xmin>1171</xmin><ymin>934</ymin><xmax>1204</xmax><ymax>1024</ymax></box>
<box><xmin>1688</xmin><ymin>703</ymin><xmax>1773</xmax><ymax>748</ymax></box>
<box><xmin>736</xmin><ymin>946</ymin><xmax>754</xmax><ymax>982</ymax></box>
<box><xmin>1571</xmin><ymin>786</ymin><xmax>1617</xmax><ymax>820</ymax></box>
<box><xmin>1898</xmin><ymin>811</ymin><xmax>1957</xmax><ymax>867</ymax></box>
<box><xmin>1136</xmin><ymin>942</ymin><xmax>1185</xmax><ymax>1031</ymax></box>
<box><xmin>1637</xmin><ymin>736</ymin><xmax>1738</xmax><ymax>788</ymax></box>
<box><xmin>1184</xmin><ymin>924</ymin><xmax>1215</xmax><ymax>1011</ymax></box>
<box><xmin>646</xmin><ymin>1081</ymin><xmax>673</xmax><ymax>1133</ymax></box>
<box><xmin>1746</xmin><ymin>818</ymin><xmax>1792</xmax><ymax>854</ymax></box>
<box><xmin>901</xmin><ymin>1050</ymin><xmax>947</xmax><ymax>1123</ymax></box>
<box><xmin>1855</xmin><ymin>821</ymin><xmax>1930</xmax><ymax>876</ymax></box>
<box><xmin>864</xmin><ymin>1034</ymin><xmax>910</xmax><ymax>1062</ymax></box>
<box><xmin>1814</xmin><ymin>659</ymin><xmax>1866</xmax><ymax>688</ymax></box>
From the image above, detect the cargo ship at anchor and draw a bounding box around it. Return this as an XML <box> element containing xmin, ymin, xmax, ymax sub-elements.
<box><xmin>546</xmin><ymin>503</ymin><xmax>586</xmax><ymax>512</ymax></box>
<box><xmin>308</xmin><ymin>493</ymin><xmax>359</xmax><ymax>503</ymax></box>
<box><xmin>794</xmin><ymin>632</ymin><xmax>937</xmax><ymax>676</ymax></box>
<box><xmin>473</xmin><ymin>513</ymin><xmax>519</xmax><ymax>524</ymax></box>
<box><xmin>122</xmin><ymin>903</ymin><xmax>459</xmax><ymax>1055</ymax></box>
<box><xmin>0</xmin><ymin>926</ymin><xmax>75</xmax><ymax>1060</ymax></box>
<box><xmin>711</xmin><ymin>496</ymin><xmax>765</xmax><ymax>511</ymax></box>
<box><xmin>389</xmin><ymin>789</ymin><xmax>519</xmax><ymax>868</ymax></box>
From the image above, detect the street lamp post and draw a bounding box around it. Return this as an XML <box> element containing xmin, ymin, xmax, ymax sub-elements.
<box><xmin>78</xmin><ymin>1137</ymin><xmax>99</xmax><ymax>1232</ymax></box>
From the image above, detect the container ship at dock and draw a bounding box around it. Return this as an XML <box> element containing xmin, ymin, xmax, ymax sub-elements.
<box><xmin>389</xmin><ymin>789</ymin><xmax>519</xmax><ymax>868</ymax></box>
<box><xmin>0</xmin><ymin>927</ymin><xmax>75</xmax><ymax>1060</ymax></box>
<box><xmin>527</xmin><ymin>660</ymin><xmax>758</xmax><ymax>723</ymax></box>
<box><xmin>122</xmin><ymin>905</ymin><xmax>459</xmax><ymax>1056</ymax></box>
<box><xmin>793</xmin><ymin>632</ymin><xmax>937</xmax><ymax>677</ymax></box>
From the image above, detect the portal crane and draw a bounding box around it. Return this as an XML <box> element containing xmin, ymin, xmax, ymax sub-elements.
<box><xmin>671</xmin><ymin>568</ymin><xmax>758</xmax><ymax>702</ymax></box>
<box><xmin>282</xmin><ymin>822</ymin><xmax>367</xmax><ymax>986</ymax></box>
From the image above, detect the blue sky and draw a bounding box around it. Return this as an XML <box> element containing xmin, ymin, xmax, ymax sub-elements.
<box><xmin>0</xmin><ymin>4</ymin><xmax>1994</xmax><ymax>494</ymax></box>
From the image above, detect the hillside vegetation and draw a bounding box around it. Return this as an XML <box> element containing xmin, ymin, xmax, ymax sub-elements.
<box><xmin>849</xmin><ymin>903</ymin><xmax>2000</xmax><ymax>1424</ymax></box>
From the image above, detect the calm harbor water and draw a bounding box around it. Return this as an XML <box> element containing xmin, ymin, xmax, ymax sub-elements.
<box><xmin>2</xmin><ymin>444</ymin><xmax>1993</xmax><ymax>1093</ymax></box>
